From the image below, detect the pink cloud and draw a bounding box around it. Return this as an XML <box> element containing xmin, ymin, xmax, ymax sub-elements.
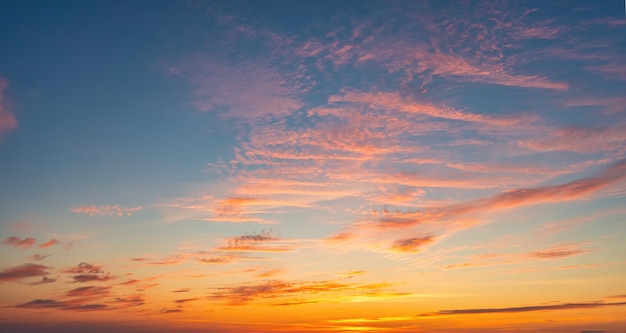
<box><xmin>520</xmin><ymin>126</ymin><xmax>626</xmax><ymax>153</ymax></box>
<box><xmin>563</xmin><ymin>96</ymin><xmax>626</xmax><ymax>115</ymax></box>
<box><xmin>3</xmin><ymin>236</ymin><xmax>36</xmax><ymax>248</ymax></box>
<box><xmin>256</xmin><ymin>269</ymin><xmax>284</xmax><ymax>278</ymax></box>
<box><xmin>383</xmin><ymin>160</ymin><xmax>626</xmax><ymax>229</ymax></box>
<box><xmin>179</xmin><ymin>58</ymin><xmax>302</xmax><ymax>119</ymax></box>
<box><xmin>303</xmin><ymin>6</ymin><xmax>568</xmax><ymax>91</ymax></box>
<box><xmin>588</xmin><ymin>63</ymin><xmax>626</xmax><ymax>81</ymax></box>
<box><xmin>327</xmin><ymin>160</ymin><xmax>625</xmax><ymax>254</ymax></box>
<box><xmin>328</xmin><ymin>90</ymin><xmax>531</xmax><ymax>125</ymax></box>
<box><xmin>406</xmin><ymin>47</ymin><xmax>568</xmax><ymax>91</ymax></box>
<box><xmin>62</xmin><ymin>262</ymin><xmax>103</xmax><ymax>274</ymax></box>
<box><xmin>0</xmin><ymin>78</ymin><xmax>18</xmax><ymax>138</ymax></box>
<box><xmin>38</xmin><ymin>239</ymin><xmax>59</xmax><ymax>248</ymax></box>
<box><xmin>71</xmin><ymin>205</ymin><xmax>142</xmax><ymax>216</ymax></box>
<box><xmin>0</xmin><ymin>263</ymin><xmax>51</xmax><ymax>282</ymax></box>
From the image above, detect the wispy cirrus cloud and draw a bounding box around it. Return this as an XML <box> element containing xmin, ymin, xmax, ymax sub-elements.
<box><xmin>3</xmin><ymin>236</ymin><xmax>36</xmax><ymax>248</ymax></box>
<box><xmin>373</xmin><ymin>159</ymin><xmax>626</xmax><ymax>230</ymax></box>
<box><xmin>520</xmin><ymin>125</ymin><xmax>626</xmax><ymax>153</ymax></box>
<box><xmin>296</xmin><ymin>3</ymin><xmax>569</xmax><ymax>92</ymax></box>
<box><xmin>327</xmin><ymin>160</ymin><xmax>625</xmax><ymax>255</ymax></box>
<box><xmin>445</xmin><ymin>242</ymin><xmax>595</xmax><ymax>270</ymax></box>
<box><xmin>328</xmin><ymin>90</ymin><xmax>529</xmax><ymax>126</ymax></box>
<box><xmin>174</xmin><ymin>56</ymin><xmax>303</xmax><ymax>119</ymax></box>
<box><xmin>71</xmin><ymin>205</ymin><xmax>142</xmax><ymax>217</ymax></box>
<box><xmin>216</xmin><ymin>231</ymin><xmax>297</xmax><ymax>253</ymax></box>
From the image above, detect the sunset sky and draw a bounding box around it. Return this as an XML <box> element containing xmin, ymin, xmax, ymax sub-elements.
<box><xmin>1</xmin><ymin>1</ymin><xmax>625</xmax><ymax>332</ymax></box>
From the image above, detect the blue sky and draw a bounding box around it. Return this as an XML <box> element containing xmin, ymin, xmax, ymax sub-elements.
<box><xmin>1</xmin><ymin>1</ymin><xmax>625</xmax><ymax>332</ymax></box>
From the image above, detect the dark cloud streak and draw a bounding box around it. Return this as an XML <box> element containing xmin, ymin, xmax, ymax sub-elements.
<box><xmin>422</xmin><ymin>301</ymin><xmax>626</xmax><ymax>316</ymax></box>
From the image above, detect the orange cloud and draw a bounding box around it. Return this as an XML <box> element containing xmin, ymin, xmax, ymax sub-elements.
<box><xmin>71</xmin><ymin>205</ymin><xmax>142</xmax><ymax>216</ymax></box>
<box><xmin>256</xmin><ymin>269</ymin><xmax>284</xmax><ymax>278</ymax></box>
<box><xmin>118</xmin><ymin>279</ymin><xmax>140</xmax><ymax>285</ymax></box>
<box><xmin>65</xmin><ymin>286</ymin><xmax>111</xmax><ymax>298</ymax></box>
<box><xmin>391</xmin><ymin>236</ymin><xmax>436</xmax><ymax>253</ymax></box>
<box><xmin>16</xmin><ymin>285</ymin><xmax>144</xmax><ymax>312</ymax></box>
<box><xmin>306</xmin><ymin>8</ymin><xmax>568</xmax><ymax>92</ymax></box>
<box><xmin>173</xmin><ymin>288</ymin><xmax>191</xmax><ymax>293</ymax></box>
<box><xmin>324</xmin><ymin>161</ymin><xmax>624</xmax><ymax>255</ymax></box>
<box><xmin>373</xmin><ymin>159</ymin><xmax>626</xmax><ymax>230</ymax></box>
<box><xmin>208</xmin><ymin>278</ymin><xmax>396</xmax><ymax>306</ymax></box>
<box><xmin>196</xmin><ymin>257</ymin><xmax>233</xmax><ymax>264</ymax></box>
<box><xmin>38</xmin><ymin>239</ymin><xmax>59</xmax><ymax>248</ymax></box>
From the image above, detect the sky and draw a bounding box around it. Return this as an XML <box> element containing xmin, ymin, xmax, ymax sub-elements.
<box><xmin>0</xmin><ymin>1</ymin><xmax>625</xmax><ymax>332</ymax></box>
